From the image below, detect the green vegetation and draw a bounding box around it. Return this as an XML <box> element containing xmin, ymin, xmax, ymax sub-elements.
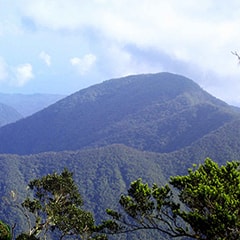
<box><xmin>1</xmin><ymin>73</ymin><xmax>240</xmax><ymax>239</ymax></box>
<box><xmin>2</xmin><ymin>144</ymin><xmax>240</xmax><ymax>239</ymax></box>
<box><xmin>0</xmin><ymin>72</ymin><xmax>238</xmax><ymax>155</ymax></box>
<box><xmin>171</xmin><ymin>158</ymin><xmax>240</xmax><ymax>239</ymax></box>
<box><xmin>0</xmin><ymin>145</ymin><xmax>168</xmax><ymax>235</ymax></box>
<box><xmin>16</xmin><ymin>169</ymin><xmax>106</xmax><ymax>240</ymax></box>
<box><xmin>2</xmin><ymin>158</ymin><xmax>240</xmax><ymax>239</ymax></box>
<box><xmin>0</xmin><ymin>220</ymin><xmax>12</xmax><ymax>240</ymax></box>
<box><xmin>103</xmin><ymin>158</ymin><xmax>240</xmax><ymax>239</ymax></box>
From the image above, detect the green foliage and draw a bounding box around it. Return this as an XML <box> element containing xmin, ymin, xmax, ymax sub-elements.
<box><xmin>3</xmin><ymin>144</ymin><xmax>240</xmax><ymax>239</ymax></box>
<box><xmin>101</xmin><ymin>179</ymin><xmax>184</xmax><ymax>238</ymax></box>
<box><xmin>16</xmin><ymin>233</ymin><xmax>39</xmax><ymax>240</ymax></box>
<box><xmin>1</xmin><ymin>73</ymin><xmax>240</xmax><ymax>240</ymax></box>
<box><xmin>170</xmin><ymin>158</ymin><xmax>240</xmax><ymax>239</ymax></box>
<box><xmin>0</xmin><ymin>72</ymin><xmax>238</xmax><ymax>155</ymax></box>
<box><xmin>19</xmin><ymin>169</ymin><xmax>104</xmax><ymax>240</ymax></box>
<box><xmin>0</xmin><ymin>220</ymin><xmax>12</xmax><ymax>240</ymax></box>
<box><xmin>0</xmin><ymin>144</ymin><xmax>168</xmax><ymax>240</ymax></box>
<box><xmin>104</xmin><ymin>158</ymin><xmax>240</xmax><ymax>239</ymax></box>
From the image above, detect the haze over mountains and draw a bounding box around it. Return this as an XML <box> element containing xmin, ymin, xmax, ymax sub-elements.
<box><xmin>0</xmin><ymin>102</ymin><xmax>22</xmax><ymax>127</ymax></box>
<box><xmin>1</xmin><ymin>72</ymin><xmax>240</xmax><ymax>239</ymax></box>
<box><xmin>0</xmin><ymin>93</ymin><xmax>65</xmax><ymax>117</ymax></box>
<box><xmin>0</xmin><ymin>93</ymin><xmax>65</xmax><ymax>127</ymax></box>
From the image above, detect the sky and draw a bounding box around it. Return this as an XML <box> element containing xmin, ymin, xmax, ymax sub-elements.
<box><xmin>1</xmin><ymin>1</ymin><xmax>240</xmax><ymax>106</ymax></box>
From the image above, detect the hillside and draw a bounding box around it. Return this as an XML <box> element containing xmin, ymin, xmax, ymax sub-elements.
<box><xmin>0</xmin><ymin>93</ymin><xmax>65</xmax><ymax>117</ymax></box>
<box><xmin>2</xmin><ymin>137</ymin><xmax>240</xmax><ymax>238</ymax></box>
<box><xmin>1</xmin><ymin>72</ymin><xmax>240</xmax><ymax>239</ymax></box>
<box><xmin>0</xmin><ymin>144</ymin><xmax>168</xmax><ymax>239</ymax></box>
<box><xmin>0</xmin><ymin>72</ymin><xmax>238</xmax><ymax>155</ymax></box>
<box><xmin>0</xmin><ymin>102</ymin><xmax>22</xmax><ymax>127</ymax></box>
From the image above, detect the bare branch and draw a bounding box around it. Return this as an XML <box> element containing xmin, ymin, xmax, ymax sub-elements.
<box><xmin>231</xmin><ymin>51</ymin><xmax>240</xmax><ymax>62</ymax></box>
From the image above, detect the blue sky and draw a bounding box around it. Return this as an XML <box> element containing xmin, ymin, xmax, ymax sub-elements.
<box><xmin>1</xmin><ymin>1</ymin><xmax>240</xmax><ymax>106</ymax></box>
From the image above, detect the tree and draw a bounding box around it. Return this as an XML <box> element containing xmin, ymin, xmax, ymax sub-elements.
<box><xmin>103</xmin><ymin>158</ymin><xmax>240</xmax><ymax>239</ymax></box>
<box><xmin>171</xmin><ymin>158</ymin><xmax>240</xmax><ymax>239</ymax></box>
<box><xmin>17</xmin><ymin>169</ymin><xmax>107</xmax><ymax>240</ymax></box>
<box><xmin>0</xmin><ymin>220</ymin><xmax>12</xmax><ymax>240</ymax></box>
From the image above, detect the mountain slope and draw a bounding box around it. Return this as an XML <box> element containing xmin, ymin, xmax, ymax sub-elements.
<box><xmin>0</xmin><ymin>72</ymin><xmax>238</xmax><ymax>155</ymax></box>
<box><xmin>0</xmin><ymin>93</ymin><xmax>65</xmax><ymax>117</ymax></box>
<box><xmin>1</xmin><ymin>72</ymin><xmax>240</xmax><ymax>239</ymax></box>
<box><xmin>0</xmin><ymin>144</ymin><xmax>168</xmax><ymax>239</ymax></box>
<box><xmin>0</xmin><ymin>102</ymin><xmax>22</xmax><ymax>127</ymax></box>
<box><xmin>2</xmin><ymin>137</ymin><xmax>240</xmax><ymax>239</ymax></box>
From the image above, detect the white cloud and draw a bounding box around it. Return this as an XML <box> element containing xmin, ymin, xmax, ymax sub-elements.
<box><xmin>0</xmin><ymin>21</ymin><xmax>23</xmax><ymax>36</ymax></box>
<box><xmin>39</xmin><ymin>51</ymin><xmax>51</xmax><ymax>66</ymax></box>
<box><xmin>70</xmin><ymin>54</ymin><xmax>96</xmax><ymax>75</ymax></box>
<box><xmin>1</xmin><ymin>0</ymin><xmax>239</xmax><ymax>103</ymax></box>
<box><xmin>14</xmin><ymin>63</ymin><xmax>34</xmax><ymax>86</ymax></box>
<box><xmin>20</xmin><ymin>0</ymin><xmax>94</xmax><ymax>30</ymax></box>
<box><xmin>18</xmin><ymin>0</ymin><xmax>240</xmax><ymax>76</ymax></box>
<box><xmin>0</xmin><ymin>59</ymin><xmax>34</xmax><ymax>87</ymax></box>
<box><xmin>103</xmin><ymin>45</ymin><xmax>163</xmax><ymax>78</ymax></box>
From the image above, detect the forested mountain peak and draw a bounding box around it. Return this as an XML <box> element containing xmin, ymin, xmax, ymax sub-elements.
<box><xmin>58</xmin><ymin>72</ymin><xmax>224</xmax><ymax>106</ymax></box>
<box><xmin>1</xmin><ymin>72</ymin><xmax>240</xmax><ymax>239</ymax></box>
<box><xmin>0</xmin><ymin>72</ymin><xmax>238</xmax><ymax>155</ymax></box>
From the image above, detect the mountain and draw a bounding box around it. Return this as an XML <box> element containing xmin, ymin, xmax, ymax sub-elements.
<box><xmin>0</xmin><ymin>93</ymin><xmax>65</xmax><ymax>117</ymax></box>
<box><xmin>0</xmin><ymin>102</ymin><xmax>22</xmax><ymax>127</ymax></box>
<box><xmin>2</xmin><ymin>138</ymin><xmax>240</xmax><ymax>239</ymax></box>
<box><xmin>0</xmin><ymin>72</ymin><xmax>238</xmax><ymax>155</ymax></box>
<box><xmin>1</xmin><ymin>72</ymin><xmax>240</xmax><ymax>239</ymax></box>
<box><xmin>0</xmin><ymin>144</ymin><xmax>168</xmax><ymax>239</ymax></box>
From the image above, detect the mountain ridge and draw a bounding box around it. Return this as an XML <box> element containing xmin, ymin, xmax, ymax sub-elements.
<box><xmin>0</xmin><ymin>102</ymin><xmax>22</xmax><ymax>127</ymax></box>
<box><xmin>0</xmin><ymin>93</ymin><xmax>65</xmax><ymax>117</ymax></box>
<box><xmin>1</xmin><ymin>72</ymin><xmax>240</xmax><ymax>239</ymax></box>
<box><xmin>0</xmin><ymin>72</ymin><xmax>238</xmax><ymax>155</ymax></box>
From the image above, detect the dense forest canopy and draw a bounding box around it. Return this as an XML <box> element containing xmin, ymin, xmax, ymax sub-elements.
<box><xmin>0</xmin><ymin>73</ymin><xmax>238</xmax><ymax>155</ymax></box>
<box><xmin>1</xmin><ymin>73</ymin><xmax>240</xmax><ymax>239</ymax></box>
